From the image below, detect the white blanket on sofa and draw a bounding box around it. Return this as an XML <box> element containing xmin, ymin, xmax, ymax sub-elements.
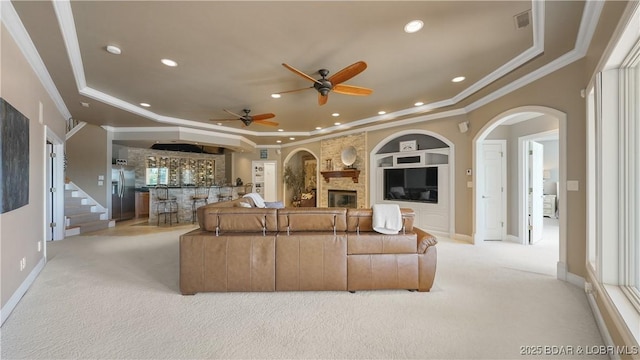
<box><xmin>242</xmin><ymin>192</ymin><xmax>266</xmax><ymax>208</ymax></box>
<box><xmin>372</xmin><ymin>204</ymin><xmax>402</xmax><ymax>235</ymax></box>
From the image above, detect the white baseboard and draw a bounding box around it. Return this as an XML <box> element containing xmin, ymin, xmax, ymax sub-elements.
<box><xmin>586</xmin><ymin>290</ymin><xmax>619</xmax><ymax>360</ymax></box>
<box><xmin>453</xmin><ymin>233</ymin><xmax>473</xmax><ymax>243</ymax></box>
<box><xmin>556</xmin><ymin>261</ymin><xmax>585</xmax><ymax>288</ymax></box>
<box><xmin>506</xmin><ymin>235</ymin><xmax>520</xmax><ymax>243</ymax></box>
<box><xmin>1</xmin><ymin>257</ymin><xmax>46</xmax><ymax>326</ymax></box>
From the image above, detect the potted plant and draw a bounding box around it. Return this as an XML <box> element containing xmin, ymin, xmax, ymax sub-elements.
<box><xmin>284</xmin><ymin>165</ymin><xmax>305</xmax><ymax>203</ymax></box>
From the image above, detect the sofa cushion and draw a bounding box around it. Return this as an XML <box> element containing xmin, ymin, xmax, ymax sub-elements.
<box><xmin>201</xmin><ymin>207</ymin><xmax>278</xmax><ymax>233</ymax></box>
<box><xmin>347</xmin><ymin>254</ymin><xmax>419</xmax><ymax>291</ymax></box>
<box><xmin>346</xmin><ymin>208</ymin><xmax>415</xmax><ymax>232</ymax></box>
<box><xmin>277</xmin><ymin>208</ymin><xmax>347</xmax><ymax>232</ymax></box>
<box><xmin>347</xmin><ymin>232</ymin><xmax>417</xmax><ymax>255</ymax></box>
<box><xmin>275</xmin><ymin>232</ymin><xmax>347</xmax><ymax>291</ymax></box>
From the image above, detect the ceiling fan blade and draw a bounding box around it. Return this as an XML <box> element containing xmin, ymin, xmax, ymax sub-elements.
<box><xmin>333</xmin><ymin>84</ymin><xmax>373</xmax><ymax>96</ymax></box>
<box><xmin>282</xmin><ymin>63</ymin><xmax>321</xmax><ymax>84</ymax></box>
<box><xmin>210</xmin><ymin>118</ymin><xmax>239</xmax><ymax>122</ymax></box>
<box><xmin>251</xmin><ymin>113</ymin><xmax>276</xmax><ymax>121</ymax></box>
<box><xmin>223</xmin><ymin>109</ymin><xmax>244</xmax><ymax>118</ymax></box>
<box><xmin>275</xmin><ymin>86</ymin><xmax>314</xmax><ymax>95</ymax></box>
<box><xmin>328</xmin><ymin>61</ymin><xmax>367</xmax><ymax>85</ymax></box>
<box><xmin>318</xmin><ymin>93</ymin><xmax>328</xmax><ymax>106</ymax></box>
<box><xmin>253</xmin><ymin>120</ymin><xmax>279</xmax><ymax>127</ymax></box>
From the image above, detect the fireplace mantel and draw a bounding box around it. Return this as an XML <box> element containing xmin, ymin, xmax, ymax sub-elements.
<box><xmin>321</xmin><ymin>169</ymin><xmax>360</xmax><ymax>183</ymax></box>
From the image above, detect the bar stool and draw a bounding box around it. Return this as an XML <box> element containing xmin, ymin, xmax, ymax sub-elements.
<box><xmin>191</xmin><ymin>186</ymin><xmax>209</xmax><ymax>223</ymax></box>
<box><xmin>155</xmin><ymin>185</ymin><xmax>179</xmax><ymax>226</ymax></box>
<box><xmin>218</xmin><ymin>186</ymin><xmax>233</xmax><ymax>202</ymax></box>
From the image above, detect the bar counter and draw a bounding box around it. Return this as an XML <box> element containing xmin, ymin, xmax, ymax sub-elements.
<box><xmin>148</xmin><ymin>186</ymin><xmax>247</xmax><ymax>224</ymax></box>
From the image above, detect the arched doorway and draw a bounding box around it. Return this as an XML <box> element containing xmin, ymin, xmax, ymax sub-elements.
<box><xmin>282</xmin><ymin>148</ymin><xmax>319</xmax><ymax>207</ymax></box>
<box><xmin>472</xmin><ymin>105</ymin><xmax>567</xmax><ymax>280</ymax></box>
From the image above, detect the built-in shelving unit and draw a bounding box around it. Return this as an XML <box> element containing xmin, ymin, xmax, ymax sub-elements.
<box><xmin>374</xmin><ymin>147</ymin><xmax>451</xmax><ymax>234</ymax></box>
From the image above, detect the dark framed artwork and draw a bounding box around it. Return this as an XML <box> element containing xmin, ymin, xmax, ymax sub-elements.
<box><xmin>0</xmin><ymin>98</ymin><xmax>30</xmax><ymax>214</ymax></box>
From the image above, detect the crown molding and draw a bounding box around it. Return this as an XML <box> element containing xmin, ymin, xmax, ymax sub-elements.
<box><xmin>1</xmin><ymin>0</ymin><xmax>71</xmax><ymax>120</ymax></box>
<box><xmin>8</xmin><ymin>0</ymin><xmax>603</xmax><ymax>148</ymax></box>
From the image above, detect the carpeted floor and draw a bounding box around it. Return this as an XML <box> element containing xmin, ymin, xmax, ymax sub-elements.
<box><xmin>0</xmin><ymin>218</ymin><xmax>605</xmax><ymax>359</ymax></box>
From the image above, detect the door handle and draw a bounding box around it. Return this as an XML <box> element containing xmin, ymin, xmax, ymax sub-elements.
<box><xmin>119</xmin><ymin>171</ymin><xmax>125</xmax><ymax>198</ymax></box>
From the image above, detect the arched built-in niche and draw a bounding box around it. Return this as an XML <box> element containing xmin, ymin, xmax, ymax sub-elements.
<box><xmin>370</xmin><ymin>131</ymin><xmax>455</xmax><ymax>237</ymax></box>
<box><xmin>282</xmin><ymin>148</ymin><xmax>319</xmax><ymax>207</ymax></box>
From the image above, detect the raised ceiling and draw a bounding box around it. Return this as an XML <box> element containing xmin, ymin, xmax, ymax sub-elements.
<box><xmin>9</xmin><ymin>1</ymin><xmax>590</xmax><ymax>150</ymax></box>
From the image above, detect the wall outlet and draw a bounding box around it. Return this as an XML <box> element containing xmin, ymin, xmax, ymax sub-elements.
<box><xmin>38</xmin><ymin>241</ymin><xmax>42</xmax><ymax>252</ymax></box>
<box><xmin>19</xmin><ymin>257</ymin><xmax>26</xmax><ymax>271</ymax></box>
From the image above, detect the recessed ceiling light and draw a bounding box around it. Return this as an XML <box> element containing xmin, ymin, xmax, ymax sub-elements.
<box><xmin>106</xmin><ymin>45</ymin><xmax>121</xmax><ymax>55</ymax></box>
<box><xmin>289</xmin><ymin>137</ymin><xmax>295</xmax><ymax>140</ymax></box>
<box><xmin>80</xmin><ymin>102</ymin><xmax>90</xmax><ymax>108</ymax></box>
<box><xmin>404</xmin><ymin>20</ymin><xmax>424</xmax><ymax>33</ymax></box>
<box><xmin>278</xmin><ymin>129</ymin><xmax>284</xmax><ymax>132</ymax></box>
<box><xmin>161</xmin><ymin>58</ymin><xmax>178</xmax><ymax>67</ymax></box>
<box><xmin>140</xmin><ymin>102</ymin><xmax>150</xmax><ymax>107</ymax></box>
<box><xmin>332</xmin><ymin>113</ymin><xmax>340</xmax><ymax>117</ymax></box>
<box><xmin>452</xmin><ymin>76</ymin><xmax>466</xmax><ymax>83</ymax></box>
<box><xmin>414</xmin><ymin>102</ymin><xmax>424</xmax><ymax>106</ymax></box>
<box><xmin>334</xmin><ymin>122</ymin><xmax>341</xmax><ymax>126</ymax></box>
<box><xmin>276</xmin><ymin>140</ymin><xmax>282</xmax><ymax>143</ymax></box>
<box><xmin>271</xmin><ymin>93</ymin><xmax>281</xmax><ymax>99</ymax></box>
<box><xmin>378</xmin><ymin>111</ymin><xmax>386</xmax><ymax>115</ymax></box>
<box><xmin>216</xmin><ymin>122</ymin><xmax>222</xmax><ymax>126</ymax></box>
<box><xmin>315</xmin><ymin>127</ymin><xmax>322</xmax><ymax>130</ymax></box>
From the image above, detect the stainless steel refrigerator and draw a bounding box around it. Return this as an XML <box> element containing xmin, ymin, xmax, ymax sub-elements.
<box><xmin>111</xmin><ymin>165</ymin><xmax>135</xmax><ymax>221</ymax></box>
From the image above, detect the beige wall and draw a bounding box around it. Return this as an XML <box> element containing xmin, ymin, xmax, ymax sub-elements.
<box><xmin>66</xmin><ymin>123</ymin><xmax>109</xmax><ymax>206</ymax></box>
<box><xmin>232</xmin><ymin>148</ymin><xmax>282</xmax><ymax>200</ymax></box>
<box><xmin>0</xmin><ymin>24</ymin><xmax>66</xmax><ymax>309</ymax></box>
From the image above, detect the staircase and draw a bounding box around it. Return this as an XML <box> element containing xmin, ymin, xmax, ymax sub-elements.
<box><xmin>64</xmin><ymin>182</ymin><xmax>114</xmax><ymax>236</ymax></box>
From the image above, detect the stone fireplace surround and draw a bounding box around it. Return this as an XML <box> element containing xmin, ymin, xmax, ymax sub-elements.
<box><xmin>319</xmin><ymin>133</ymin><xmax>367</xmax><ymax>208</ymax></box>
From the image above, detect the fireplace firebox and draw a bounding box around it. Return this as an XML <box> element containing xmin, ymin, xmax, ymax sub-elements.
<box><xmin>328</xmin><ymin>190</ymin><xmax>357</xmax><ymax>208</ymax></box>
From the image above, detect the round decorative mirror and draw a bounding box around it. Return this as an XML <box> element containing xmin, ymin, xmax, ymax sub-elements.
<box><xmin>341</xmin><ymin>146</ymin><xmax>357</xmax><ymax>167</ymax></box>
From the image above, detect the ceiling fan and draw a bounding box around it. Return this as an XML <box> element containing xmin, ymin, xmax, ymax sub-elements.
<box><xmin>210</xmin><ymin>109</ymin><xmax>278</xmax><ymax>127</ymax></box>
<box><xmin>279</xmin><ymin>61</ymin><xmax>373</xmax><ymax>105</ymax></box>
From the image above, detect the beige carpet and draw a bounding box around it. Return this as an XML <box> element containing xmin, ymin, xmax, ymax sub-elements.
<box><xmin>0</xmin><ymin>220</ymin><xmax>605</xmax><ymax>359</ymax></box>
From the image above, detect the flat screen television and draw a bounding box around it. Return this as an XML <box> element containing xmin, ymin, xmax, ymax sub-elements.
<box><xmin>384</xmin><ymin>167</ymin><xmax>438</xmax><ymax>203</ymax></box>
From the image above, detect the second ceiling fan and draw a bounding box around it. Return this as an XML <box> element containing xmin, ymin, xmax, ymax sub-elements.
<box><xmin>279</xmin><ymin>61</ymin><xmax>373</xmax><ymax>105</ymax></box>
<box><xmin>210</xmin><ymin>109</ymin><xmax>278</xmax><ymax>127</ymax></box>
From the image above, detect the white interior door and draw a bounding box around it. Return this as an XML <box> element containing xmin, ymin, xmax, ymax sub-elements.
<box><xmin>528</xmin><ymin>141</ymin><xmax>544</xmax><ymax>244</ymax></box>
<box><xmin>482</xmin><ymin>142</ymin><xmax>505</xmax><ymax>240</ymax></box>
<box><xmin>263</xmin><ymin>162</ymin><xmax>277</xmax><ymax>202</ymax></box>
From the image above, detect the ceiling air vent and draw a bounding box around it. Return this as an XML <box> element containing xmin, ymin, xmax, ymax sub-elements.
<box><xmin>514</xmin><ymin>10</ymin><xmax>531</xmax><ymax>29</ymax></box>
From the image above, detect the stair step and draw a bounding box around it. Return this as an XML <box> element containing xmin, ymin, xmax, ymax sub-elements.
<box><xmin>76</xmin><ymin>220</ymin><xmax>112</xmax><ymax>234</ymax></box>
<box><xmin>66</xmin><ymin>212</ymin><xmax>104</xmax><ymax>226</ymax></box>
<box><xmin>64</xmin><ymin>204</ymin><xmax>95</xmax><ymax>216</ymax></box>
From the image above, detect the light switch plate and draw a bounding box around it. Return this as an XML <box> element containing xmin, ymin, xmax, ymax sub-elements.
<box><xmin>467</xmin><ymin>181</ymin><xmax>473</xmax><ymax>188</ymax></box>
<box><xmin>567</xmin><ymin>180</ymin><xmax>579</xmax><ymax>191</ymax></box>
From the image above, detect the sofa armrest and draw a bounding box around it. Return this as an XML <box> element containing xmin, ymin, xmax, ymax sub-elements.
<box><xmin>414</xmin><ymin>227</ymin><xmax>437</xmax><ymax>254</ymax></box>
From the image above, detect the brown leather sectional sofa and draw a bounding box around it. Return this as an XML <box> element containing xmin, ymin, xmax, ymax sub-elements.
<box><xmin>179</xmin><ymin>198</ymin><xmax>438</xmax><ymax>294</ymax></box>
